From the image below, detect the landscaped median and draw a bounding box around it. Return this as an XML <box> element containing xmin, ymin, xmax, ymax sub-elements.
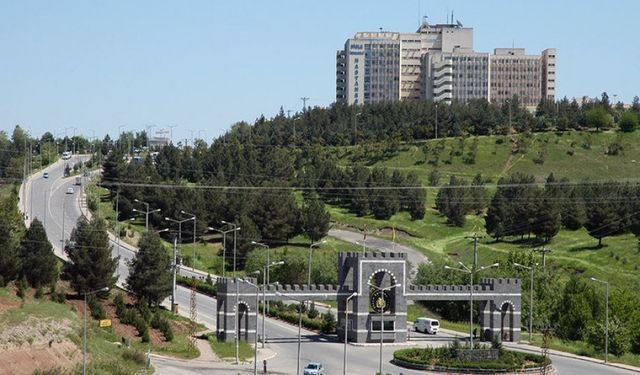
<box><xmin>393</xmin><ymin>342</ymin><xmax>551</xmax><ymax>373</ymax></box>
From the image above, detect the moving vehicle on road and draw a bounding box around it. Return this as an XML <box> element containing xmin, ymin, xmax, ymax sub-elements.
<box><xmin>43</xmin><ymin>172</ymin><xmax>49</xmax><ymax>178</ymax></box>
<box><xmin>414</xmin><ymin>317</ymin><xmax>439</xmax><ymax>334</ymax></box>
<box><xmin>66</xmin><ymin>187</ymin><xmax>74</xmax><ymax>194</ymax></box>
<box><xmin>303</xmin><ymin>362</ymin><xmax>324</xmax><ymax>375</ymax></box>
<box><xmin>61</xmin><ymin>151</ymin><xmax>72</xmax><ymax>160</ymax></box>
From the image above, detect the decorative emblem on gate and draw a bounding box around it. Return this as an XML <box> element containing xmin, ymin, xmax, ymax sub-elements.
<box><xmin>370</xmin><ymin>289</ymin><xmax>391</xmax><ymax>313</ymax></box>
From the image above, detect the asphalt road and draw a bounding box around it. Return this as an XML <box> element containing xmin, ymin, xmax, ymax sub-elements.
<box><xmin>23</xmin><ymin>158</ymin><xmax>640</xmax><ymax>375</ymax></box>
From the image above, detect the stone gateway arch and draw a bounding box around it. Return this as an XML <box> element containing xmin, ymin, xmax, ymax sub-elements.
<box><xmin>217</xmin><ymin>252</ymin><xmax>521</xmax><ymax>344</ymax></box>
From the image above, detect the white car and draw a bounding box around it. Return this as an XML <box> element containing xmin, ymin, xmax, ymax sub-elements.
<box><xmin>66</xmin><ymin>187</ymin><xmax>74</xmax><ymax>194</ymax></box>
<box><xmin>303</xmin><ymin>362</ymin><xmax>324</xmax><ymax>375</ymax></box>
<box><xmin>43</xmin><ymin>172</ymin><xmax>49</xmax><ymax>178</ymax></box>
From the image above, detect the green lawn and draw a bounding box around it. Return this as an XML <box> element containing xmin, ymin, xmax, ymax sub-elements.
<box><xmin>208</xmin><ymin>335</ymin><xmax>254</xmax><ymax>362</ymax></box>
<box><xmin>344</xmin><ymin>131</ymin><xmax>640</xmax><ymax>184</ymax></box>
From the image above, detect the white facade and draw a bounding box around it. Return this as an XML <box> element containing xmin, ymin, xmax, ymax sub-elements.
<box><xmin>337</xmin><ymin>22</ymin><xmax>555</xmax><ymax>107</ymax></box>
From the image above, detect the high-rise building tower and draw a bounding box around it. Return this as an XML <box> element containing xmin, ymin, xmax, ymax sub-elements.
<box><xmin>336</xmin><ymin>20</ymin><xmax>555</xmax><ymax>109</ymax></box>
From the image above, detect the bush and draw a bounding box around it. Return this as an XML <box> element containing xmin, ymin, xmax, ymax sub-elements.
<box><xmin>137</xmin><ymin>297</ymin><xmax>152</xmax><ymax>323</ymax></box>
<box><xmin>321</xmin><ymin>312</ymin><xmax>336</xmax><ymax>333</ymax></box>
<box><xmin>87</xmin><ymin>294</ymin><xmax>107</xmax><ymax>320</ymax></box>
<box><xmin>308</xmin><ymin>302</ymin><xmax>319</xmax><ymax>319</ymax></box>
<box><xmin>176</xmin><ymin>275</ymin><xmax>217</xmax><ymax>297</ymax></box>
<box><xmin>121</xmin><ymin>348</ymin><xmax>147</xmax><ymax>366</ymax></box>
<box><xmin>114</xmin><ymin>293</ymin><xmax>126</xmax><ymax>317</ymax></box>
<box><xmin>151</xmin><ymin>313</ymin><xmax>174</xmax><ymax>342</ymax></box>
<box><xmin>141</xmin><ymin>329</ymin><xmax>150</xmax><ymax>343</ymax></box>
<box><xmin>35</xmin><ymin>287</ymin><xmax>44</xmax><ymax>299</ymax></box>
<box><xmin>132</xmin><ymin>314</ymin><xmax>148</xmax><ymax>338</ymax></box>
<box><xmin>17</xmin><ymin>278</ymin><xmax>28</xmax><ymax>299</ymax></box>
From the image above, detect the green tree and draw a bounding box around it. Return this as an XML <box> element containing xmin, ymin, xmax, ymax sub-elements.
<box><xmin>126</xmin><ymin>231</ymin><xmax>172</xmax><ymax>306</ymax></box>
<box><xmin>618</xmin><ymin>111</ymin><xmax>639</xmax><ymax>133</ymax></box>
<box><xmin>585</xmin><ymin>199</ymin><xmax>619</xmax><ymax>247</ymax></box>
<box><xmin>19</xmin><ymin>219</ymin><xmax>58</xmax><ymax>288</ymax></box>
<box><xmin>404</xmin><ymin>172</ymin><xmax>426</xmax><ymax>220</ymax></box>
<box><xmin>0</xmin><ymin>193</ymin><xmax>24</xmax><ymax>285</ymax></box>
<box><xmin>63</xmin><ymin>217</ymin><xmax>118</xmax><ymax>294</ymax></box>
<box><xmin>301</xmin><ymin>195</ymin><xmax>330</xmax><ymax>243</ymax></box>
<box><xmin>555</xmin><ymin>276</ymin><xmax>599</xmax><ymax>341</ymax></box>
<box><xmin>585</xmin><ymin>106</ymin><xmax>613</xmax><ymax>132</ymax></box>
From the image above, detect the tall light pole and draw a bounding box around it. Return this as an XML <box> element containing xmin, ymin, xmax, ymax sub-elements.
<box><xmin>239</xmin><ymin>277</ymin><xmax>260</xmax><ymax>375</ymax></box>
<box><xmin>222</xmin><ymin>220</ymin><xmax>239</xmax><ymax>277</ymax></box>
<box><xmin>434</xmin><ymin>102</ymin><xmax>438</xmax><ymax>139</ymax></box>
<box><xmin>165</xmin><ymin>216</ymin><xmax>193</xmax><ymax>245</ymax></box>
<box><xmin>276</xmin><ymin>291</ymin><xmax>326</xmax><ymax>375</ymax></box>
<box><xmin>181</xmin><ymin>210</ymin><xmax>197</xmax><ymax>271</ymax></box>
<box><xmin>445</xmin><ymin>262</ymin><xmax>499</xmax><ymax>348</ymax></box>
<box><xmin>307</xmin><ymin>240</ymin><xmax>327</xmax><ymax>288</ymax></box>
<box><xmin>368</xmin><ymin>282</ymin><xmax>401</xmax><ymax>375</ymax></box>
<box><xmin>251</xmin><ymin>241</ymin><xmax>271</xmax><ymax>319</ymax></box>
<box><xmin>514</xmin><ymin>262</ymin><xmax>536</xmax><ymax>343</ymax></box>
<box><xmin>145</xmin><ymin>125</ymin><xmax>156</xmax><ymax>151</ymax></box>
<box><xmin>208</xmin><ymin>226</ymin><xmax>239</xmax><ymax>277</ymax></box>
<box><xmin>590</xmin><ymin>277</ymin><xmax>609</xmax><ymax>363</ymax></box>
<box><xmin>343</xmin><ymin>292</ymin><xmax>358</xmax><ymax>375</ymax></box>
<box><xmin>133</xmin><ymin>199</ymin><xmax>161</xmax><ymax>231</ymax></box>
<box><xmin>262</xmin><ymin>261</ymin><xmax>284</xmax><ymax>348</ymax></box>
<box><xmin>354</xmin><ymin>112</ymin><xmax>362</xmax><ymax>146</ymax></box>
<box><xmin>83</xmin><ymin>286</ymin><xmax>109</xmax><ymax>374</ymax></box>
<box><xmin>64</xmin><ymin>126</ymin><xmax>74</xmax><ymax>152</ymax></box>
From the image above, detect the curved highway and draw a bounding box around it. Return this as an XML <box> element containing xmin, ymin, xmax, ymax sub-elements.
<box><xmin>22</xmin><ymin>156</ymin><xmax>640</xmax><ymax>375</ymax></box>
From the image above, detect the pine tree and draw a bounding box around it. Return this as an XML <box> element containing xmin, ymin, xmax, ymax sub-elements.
<box><xmin>301</xmin><ymin>194</ymin><xmax>330</xmax><ymax>243</ymax></box>
<box><xmin>19</xmin><ymin>219</ymin><xmax>58</xmax><ymax>287</ymax></box>
<box><xmin>63</xmin><ymin>217</ymin><xmax>118</xmax><ymax>294</ymax></box>
<box><xmin>126</xmin><ymin>231</ymin><xmax>172</xmax><ymax>306</ymax></box>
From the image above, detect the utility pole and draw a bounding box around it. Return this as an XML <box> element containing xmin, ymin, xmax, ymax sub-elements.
<box><xmin>435</xmin><ymin>102</ymin><xmax>438</xmax><ymax>139</ymax></box>
<box><xmin>171</xmin><ymin>236</ymin><xmax>178</xmax><ymax>313</ymax></box>
<box><xmin>533</xmin><ymin>247</ymin><xmax>552</xmax><ymax>269</ymax></box>
<box><xmin>466</xmin><ymin>233</ymin><xmax>483</xmax><ymax>270</ymax></box>
<box><xmin>300</xmin><ymin>97</ymin><xmax>309</xmax><ymax>112</ymax></box>
<box><xmin>168</xmin><ymin>125</ymin><xmax>177</xmax><ymax>145</ymax></box>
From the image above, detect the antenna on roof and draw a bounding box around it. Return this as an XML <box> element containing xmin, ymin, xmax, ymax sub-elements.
<box><xmin>451</xmin><ymin>11</ymin><xmax>454</xmax><ymax>24</ymax></box>
<box><xmin>456</xmin><ymin>20</ymin><xmax>463</xmax><ymax>27</ymax></box>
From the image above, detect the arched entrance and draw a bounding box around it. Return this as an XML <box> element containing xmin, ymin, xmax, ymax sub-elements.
<box><xmin>237</xmin><ymin>303</ymin><xmax>249</xmax><ymax>341</ymax></box>
<box><xmin>500</xmin><ymin>301</ymin><xmax>514</xmax><ymax>342</ymax></box>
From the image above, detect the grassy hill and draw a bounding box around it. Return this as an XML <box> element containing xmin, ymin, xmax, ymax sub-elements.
<box><xmin>330</xmin><ymin>130</ymin><xmax>640</xmax><ymax>289</ymax></box>
<box><xmin>338</xmin><ymin>130</ymin><xmax>640</xmax><ymax>183</ymax></box>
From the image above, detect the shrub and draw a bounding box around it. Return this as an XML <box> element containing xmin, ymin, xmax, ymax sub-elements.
<box><xmin>114</xmin><ymin>293</ymin><xmax>126</xmax><ymax>316</ymax></box>
<box><xmin>87</xmin><ymin>294</ymin><xmax>107</xmax><ymax>320</ymax></box>
<box><xmin>132</xmin><ymin>314</ymin><xmax>148</xmax><ymax>337</ymax></box>
<box><xmin>151</xmin><ymin>313</ymin><xmax>174</xmax><ymax>342</ymax></box>
<box><xmin>307</xmin><ymin>302</ymin><xmax>319</xmax><ymax>319</ymax></box>
<box><xmin>321</xmin><ymin>312</ymin><xmax>336</xmax><ymax>333</ymax></box>
<box><xmin>17</xmin><ymin>278</ymin><xmax>28</xmax><ymax>299</ymax></box>
<box><xmin>141</xmin><ymin>329</ymin><xmax>150</xmax><ymax>343</ymax></box>
<box><xmin>35</xmin><ymin>287</ymin><xmax>44</xmax><ymax>299</ymax></box>
<box><xmin>121</xmin><ymin>348</ymin><xmax>147</xmax><ymax>366</ymax></box>
<box><xmin>137</xmin><ymin>297</ymin><xmax>152</xmax><ymax>323</ymax></box>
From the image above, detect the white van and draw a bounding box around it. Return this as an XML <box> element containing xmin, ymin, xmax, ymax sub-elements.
<box><xmin>414</xmin><ymin>317</ymin><xmax>439</xmax><ymax>334</ymax></box>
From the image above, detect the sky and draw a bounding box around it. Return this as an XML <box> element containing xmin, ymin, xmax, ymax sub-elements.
<box><xmin>1</xmin><ymin>0</ymin><xmax>639</xmax><ymax>143</ymax></box>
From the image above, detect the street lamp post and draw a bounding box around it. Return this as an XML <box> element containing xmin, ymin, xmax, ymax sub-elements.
<box><xmin>514</xmin><ymin>262</ymin><xmax>536</xmax><ymax>343</ymax></box>
<box><xmin>445</xmin><ymin>262</ymin><xmax>499</xmax><ymax>348</ymax></box>
<box><xmin>367</xmin><ymin>282</ymin><xmax>401</xmax><ymax>375</ymax></box>
<box><xmin>165</xmin><ymin>216</ymin><xmax>193</xmax><ymax>246</ymax></box>
<box><xmin>276</xmin><ymin>291</ymin><xmax>326</xmax><ymax>375</ymax></box>
<box><xmin>221</xmin><ymin>220</ymin><xmax>239</xmax><ymax>277</ymax></box>
<box><xmin>181</xmin><ymin>210</ymin><xmax>197</xmax><ymax>271</ymax></box>
<box><xmin>133</xmin><ymin>199</ymin><xmax>161</xmax><ymax>231</ymax></box>
<box><xmin>343</xmin><ymin>292</ymin><xmax>358</xmax><ymax>375</ymax></box>
<box><xmin>307</xmin><ymin>240</ymin><xmax>327</xmax><ymax>288</ymax></box>
<box><xmin>590</xmin><ymin>277</ymin><xmax>609</xmax><ymax>363</ymax></box>
<box><xmin>83</xmin><ymin>287</ymin><xmax>109</xmax><ymax>375</ymax></box>
<box><xmin>435</xmin><ymin>102</ymin><xmax>438</xmax><ymax>139</ymax></box>
<box><xmin>145</xmin><ymin>125</ymin><xmax>156</xmax><ymax>151</ymax></box>
<box><xmin>208</xmin><ymin>226</ymin><xmax>239</xmax><ymax>277</ymax></box>
<box><xmin>261</xmin><ymin>261</ymin><xmax>284</xmax><ymax>348</ymax></box>
<box><xmin>239</xmin><ymin>277</ymin><xmax>260</xmax><ymax>375</ymax></box>
<box><xmin>251</xmin><ymin>241</ymin><xmax>272</xmax><ymax>326</ymax></box>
